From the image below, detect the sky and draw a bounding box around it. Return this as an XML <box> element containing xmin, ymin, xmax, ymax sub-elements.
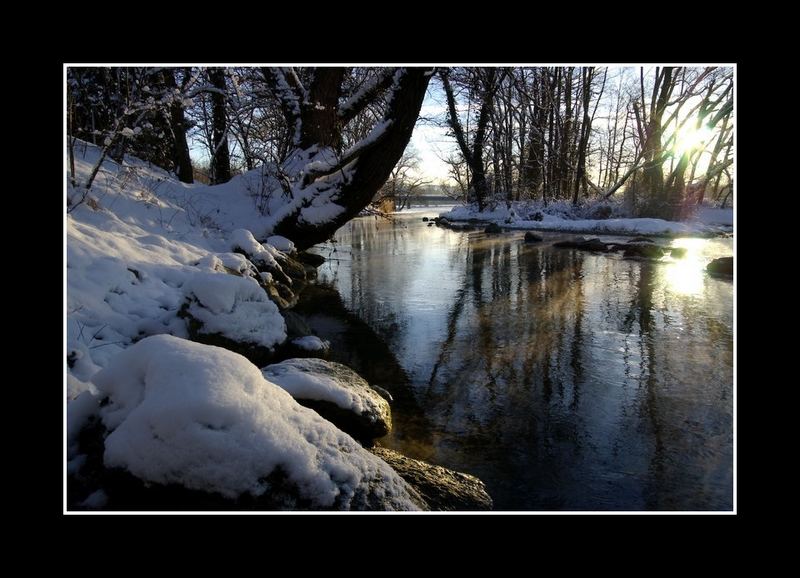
<box><xmin>409</xmin><ymin>84</ymin><xmax>457</xmax><ymax>184</ymax></box>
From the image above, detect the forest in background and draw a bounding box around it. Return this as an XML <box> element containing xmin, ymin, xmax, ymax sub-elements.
<box><xmin>67</xmin><ymin>66</ymin><xmax>734</xmax><ymax>227</ymax></box>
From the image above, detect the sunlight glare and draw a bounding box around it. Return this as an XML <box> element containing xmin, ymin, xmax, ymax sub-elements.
<box><xmin>663</xmin><ymin>238</ymin><xmax>705</xmax><ymax>296</ymax></box>
<box><xmin>674</xmin><ymin>123</ymin><xmax>713</xmax><ymax>157</ymax></box>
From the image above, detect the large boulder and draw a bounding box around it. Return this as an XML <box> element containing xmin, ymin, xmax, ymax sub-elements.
<box><xmin>84</xmin><ymin>335</ymin><xmax>424</xmax><ymax>511</ymax></box>
<box><xmin>262</xmin><ymin>358</ymin><xmax>392</xmax><ymax>442</ymax></box>
<box><xmin>370</xmin><ymin>447</ymin><xmax>493</xmax><ymax>511</ymax></box>
<box><xmin>707</xmin><ymin>256</ymin><xmax>733</xmax><ymax>278</ymax></box>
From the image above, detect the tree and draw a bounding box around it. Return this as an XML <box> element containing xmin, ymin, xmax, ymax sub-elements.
<box><xmin>261</xmin><ymin>67</ymin><xmax>433</xmax><ymax>248</ymax></box>
<box><xmin>161</xmin><ymin>68</ymin><xmax>194</xmax><ymax>183</ymax></box>
<box><xmin>208</xmin><ymin>68</ymin><xmax>232</xmax><ymax>184</ymax></box>
<box><xmin>374</xmin><ymin>145</ymin><xmax>431</xmax><ymax>211</ymax></box>
<box><xmin>441</xmin><ymin>68</ymin><xmax>501</xmax><ymax>211</ymax></box>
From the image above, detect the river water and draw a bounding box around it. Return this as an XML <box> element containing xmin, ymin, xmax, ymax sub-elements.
<box><xmin>302</xmin><ymin>209</ymin><xmax>734</xmax><ymax>511</ymax></box>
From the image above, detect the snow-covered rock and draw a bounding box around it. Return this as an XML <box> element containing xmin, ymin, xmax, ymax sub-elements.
<box><xmin>291</xmin><ymin>335</ymin><xmax>330</xmax><ymax>352</ymax></box>
<box><xmin>92</xmin><ymin>335</ymin><xmax>422</xmax><ymax>510</ymax></box>
<box><xmin>266</xmin><ymin>235</ymin><xmax>295</xmax><ymax>253</ymax></box>
<box><xmin>262</xmin><ymin>358</ymin><xmax>391</xmax><ymax>441</ymax></box>
<box><xmin>184</xmin><ymin>272</ymin><xmax>286</xmax><ymax>349</ymax></box>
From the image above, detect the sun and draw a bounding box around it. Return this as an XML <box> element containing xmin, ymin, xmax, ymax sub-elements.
<box><xmin>673</xmin><ymin>123</ymin><xmax>713</xmax><ymax>157</ymax></box>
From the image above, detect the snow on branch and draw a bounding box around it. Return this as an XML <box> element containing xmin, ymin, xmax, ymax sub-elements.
<box><xmin>338</xmin><ymin>68</ymin><xmax>398</xmax><ymax>124</ymax></box>
<box><xmin>262</xmin><ymin>67</ymin><xmax>304</xmax><ymax>145</ymax></box>
<box><xmin>303</xmin><ymin>120</ymin><xmax>394</xmax><ymax>185</ymax></box>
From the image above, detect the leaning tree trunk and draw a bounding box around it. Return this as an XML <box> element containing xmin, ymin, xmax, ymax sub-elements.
<box><xmin>272</xmin><ymin>68</ymin><xmax>432</xmax><ymax>249</ymax></box>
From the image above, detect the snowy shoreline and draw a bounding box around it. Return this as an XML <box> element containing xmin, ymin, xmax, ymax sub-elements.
<box><xmin>66</xmin><ymin>141</ymin><xmax>492</xmax><ymax>511</ymax></box>
<box><xmin>435</xmin><ymin>202</ymin><xmax>733</xmax><ymax>238</ymax></box>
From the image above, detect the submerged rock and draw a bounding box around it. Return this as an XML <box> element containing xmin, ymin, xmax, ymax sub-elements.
<box><xmin>262</xmin><ymin>358</ymin><xmax>392</xmax><ymax>442</ymax></box>
<box><xmin>484</xmin><ymin>223</ymin><xmax>502</xmax><ymax>234</ymax></box>
<box><xmin>523</xmin><ymin>232</ymin><xmax>543</xmax><ymax>243</ymax></box>
<box><xmin>553</xmin><ymin>237</ymin><xmax>611</xmax><ymax>252</ymax></box>
<box><xmin>707</xmin><ymin>256</ymin><xmax>733</xmax><ymax>278</ymax></box>
<box><xmin>670</xmin><ymin>247</ymin><xmax>688</xmax><ymax>258</ymax></box>
<box><xmin>370</xmin><ymin>447</ymin><xmax>493</xmax><ymax>511</ymax></box>
<box><xmin>623</xmin><ymin>244</ymin><xmax>665</xmax><ymax>259</ymax></box>
<box><xmin>628</xmin><ymin>236</ymin><xmax>655</xmax><ymax>243</ymax></box>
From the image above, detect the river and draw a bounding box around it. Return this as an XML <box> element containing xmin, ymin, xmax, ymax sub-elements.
<box><xmin>300</xmin><ymin>209</ymin><xmax>734</xmax><ymax>511</ymax></box>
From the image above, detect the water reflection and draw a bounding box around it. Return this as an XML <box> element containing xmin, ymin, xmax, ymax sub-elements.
<box><xmin>308</xmin><ymin>211</ymin><xmax>734</xmax><ymax>510</ymax></box>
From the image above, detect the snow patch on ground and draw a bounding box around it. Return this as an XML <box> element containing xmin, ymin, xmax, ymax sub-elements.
<box><xmin>92</xmin><ymin>335</ymin><xmax>420</xmax><ymax>509</ymax></box>
<box><xmin>67</xmin><ymin>142</ymin><xmax>291</xmax><ymax>378</ymax></box>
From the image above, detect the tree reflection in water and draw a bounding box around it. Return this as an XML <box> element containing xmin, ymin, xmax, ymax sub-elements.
<box><xmin>302</xmin><ymin>212</ymin><xmax>733</xmax><ymax>510</ymax></box>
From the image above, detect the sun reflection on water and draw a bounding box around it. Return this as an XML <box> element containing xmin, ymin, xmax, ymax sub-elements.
<box><xmin>663</xmin><ymin>238</ymin><xmax>706</xmax><ymax>296</ymax></box>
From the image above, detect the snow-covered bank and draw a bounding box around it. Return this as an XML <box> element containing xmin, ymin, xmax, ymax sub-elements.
<box><xmin>438</xmin><ymin>201</ymin><xmax>733</xmax><ymax>237</ymax></box>
<box><xmin>67</xmin><ymin>142</ymin><xmax>294</xmax><ymax>381</ymax></box>
<box><xmin>66</xmin><ymin>141</ymin><xmax>486</xmax><ymax>511</ymax></box>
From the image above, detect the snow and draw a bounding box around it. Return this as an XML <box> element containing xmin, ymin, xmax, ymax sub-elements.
<box><xmin>185</xmin><ymin>273</ymin><xmax>286</xmax><ymax>348</ymax></box>
<box><xmin>81</xmin><ymin>490</ymin><xmax>108</xmax><ymax>509</ymax></box>
<box><xmin>262</xmin><ymin>358</ymin><xmax>383</xmax><ymax>419</ymax></box>
<box><xmin>439</xmin><ymin>201</ymin><xmax>734</xmax><ymax>237</ymax></box>
<box><xmin>693</xmin><ymin>206</ymin><xmax>733</xmax><ymax>226</ymax></box>
<box><xmin>291</xmin><ymin>335</ymin><xmax>330</xmax><ymax>351</ymax></box>
<box><xmin>266</xmin><ymin>235</ymin><xmax>295</xmax><ymax>253</ymax></box>
<box><xmin>67</xmin><ymin>142</ymin><xmax>291</xmax><ymax>376</ymax></box>
<box><xmin>67</xmin><ymin>390</ymin><xmax>98</xmax><ymax>448</ymax></box>
<box><xmin>299</xmin><ymin>198</ymin><xmax>346</xmax><ymax>225</ymax></box>
<box><xmin>92</xmin><ymin>335</ymin><xmax>420</xmax><ymax>509</ymax></box>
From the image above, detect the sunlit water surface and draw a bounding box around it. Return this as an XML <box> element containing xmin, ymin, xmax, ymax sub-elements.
<box><xmin>302</xmin><ymin>210</ymin><xmax>733</xmax><ymax>511</ymax></box>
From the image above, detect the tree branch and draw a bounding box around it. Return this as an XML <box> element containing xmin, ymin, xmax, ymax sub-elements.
<box><xmin>338</xmin><ymin>68</ymin><xmax>399</xmax><ymax>125</ymax></box>
<box><xmin>261</xmin><ymin>67</ymin><xmax>303</xmax><ymax>142</ymax></box>
<box><xmin>440</xmin><ymin>70</ymin><xmax>473</xmax><ymax>165</ymax></box>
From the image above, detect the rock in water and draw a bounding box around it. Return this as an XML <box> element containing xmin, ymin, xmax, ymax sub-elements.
<box><xmin>370</xmin><ymin>447</ymin><xmax>493</xmax><ymax>511</ymax></box>
<box><xmin>524</xmin><ymin>232</ymin><xmax>543</xmax><ymax>243</ymax></box>
<box><xmin>707</xmin><ymin>256</ymin><xmax>733</xmax><ymax>277</ymax></box>
<box><xmin>623</xmin><ymin>244</ymin><xmax>665</xmax><ymax>259</ymax></box>
<box><xmin>484</xmin><ymin>223</ymin><xmax>502</xmax><ymax>234</ymax></box>
<box><xmin>262</xmin><ymin>358</ymin><xmax>392</xmax><ymax>442</ymax></box>
<box><xmin>295</xmin><ymin>251</ymin><xmax>326</xmax><ymax>268</ymax></box>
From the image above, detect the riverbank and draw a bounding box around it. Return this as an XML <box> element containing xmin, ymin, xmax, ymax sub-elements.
<box><xmin>436</xmin><ymin>201</ymin><xmax>733</xmax><ymax>238</ymax></box>
<box><xmin>66</xmin><ymin>142</ymin><xmax>492</xmax><ymax>511</ymax></box>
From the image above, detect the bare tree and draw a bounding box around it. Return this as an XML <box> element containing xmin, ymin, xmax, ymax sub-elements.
<box><xmin>374</xmin><ymin>145</ymin><xmax>432</xmax><ymax>210</ymax></box>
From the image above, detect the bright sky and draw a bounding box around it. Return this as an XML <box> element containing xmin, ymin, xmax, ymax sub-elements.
<box><xmin>409</xmin><ymin>84</ymin><xmax>457</xmax><ymax>184</ymax></box>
